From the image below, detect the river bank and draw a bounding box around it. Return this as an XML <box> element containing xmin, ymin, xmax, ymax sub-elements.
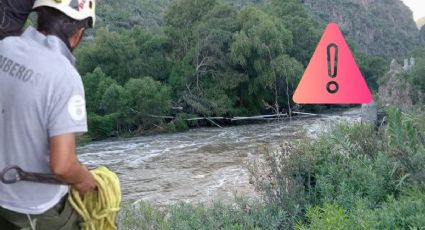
<box><xmin>78</xmin><ymin>108</ymin><xmax>362</xmax><ymax>206</ymax></box>
<box><xmin>116</xmin><ymin>108</ymin><xmax>425</xmax><ymax>230</ymax></box>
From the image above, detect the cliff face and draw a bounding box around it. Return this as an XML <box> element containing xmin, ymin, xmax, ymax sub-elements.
<box><xmin>378</xmin><ymin>59</ymin><xmax>423</xmax><ymax>113</ymax></box>
<box><xmin>302</xmin><ymin>0</ymin><xmax>421</xmax><ymax>57</ymax></box>
<box><xmin>96</xmin><ymin>0</ymin><xmax>263</xmax><ymax>29</ymax></box>
<box><xmin>96</xmin><ymin>0</ymin><xmax>421</xmax><ymax>57</ymax></box>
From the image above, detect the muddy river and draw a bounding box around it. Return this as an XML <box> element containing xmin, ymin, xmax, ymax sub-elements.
<box><xmin>77</xmin><ymin>108</ymin><xmax>361</xmax><ymax>205</ymax></box>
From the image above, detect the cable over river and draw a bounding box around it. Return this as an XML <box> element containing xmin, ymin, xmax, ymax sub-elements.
<box><xmin>78</xmin><ymin>108</ymin><xmax>361</xmax><ymax>206</ymax></box>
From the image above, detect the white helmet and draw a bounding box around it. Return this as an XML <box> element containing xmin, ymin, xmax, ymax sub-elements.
<box><xmin>33</xmin><ymin>0</ymin><xmax>96</xmax><ymax>28</ymax></box>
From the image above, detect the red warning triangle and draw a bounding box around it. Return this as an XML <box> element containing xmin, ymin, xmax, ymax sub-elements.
<box><xmin>293</xmin><ymin>23</ymin><xmax>372</xmax><ymax>104</ymax></box>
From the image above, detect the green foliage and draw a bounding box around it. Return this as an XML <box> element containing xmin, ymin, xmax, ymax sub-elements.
<box><xmin>408</xmin><ymin>48</ymin><xmax>425</xmax><ymax>94</ymax></box>
<box><xmin>124</xmin><ymin>77</ymin><xmax>171</xmax><ymax>130</ymax></box>
<box><xmin>296</xmin><ymin>190</ymin><xmax>425</xmax><ymax>230</ymax></box>
<box><xmin>119</xmin><ymin>202</ymin><xmax>169</xmax><ymax>230</ymax></box>
<box><xmin>96</xmin><ymin>0</ymin><xmax>172</xmax><ymax>29</ymax></box>
<box><xmin>268</xmin><ymin>0</ymin><xmax>321</xmax><ymax>66</ymax></box>
<box><xmin>357</xmin><ymin>55</ymin><xmax>388</xmax><ymax>92</ymax></box>
<box><xmin>368</xmin><ymin>190</ymin><xmax>425</xmax><ymax>229</ymax></box>
<box><xmin>166</xmin><ymin>1</ymin><xmax>246</xmax><ymax>116</ymax></box>
<box><xmin>81</xmin><ymin>68</ymin><xmax>171</xmax><ymax>139</ymax></box>
<box><xmin>118</xmin><ymin>200</ymin><xmax>288</xmax><ymax>230</ymax></box>
<box><xmin>250</xmin><ymin>108</ymin><xmax>425</xmax><ymax>228</ymax></box>
<box><xmin>411</xmin><ymin>59</ymin><xmax>425</xmax><ymax>93</ymax></box>
<box><xmin>173</xmin><ymin>113</ymin><xmax>193</xmax><ymax>131</ymax></box>
<box><xmin>82</xmin><ymin>67</ymin><xmax>116</xmax><ymax>114</ymax></box>
<box><xmin>101</xmin><ymin>83</ymin><xmax>127</xmax><ymax>114</ymax></box>
<box><xmin>77</xmin><ymin>27</ymin><xmax>170</xmax><ymax>85</ymax></box>
<box><xmin>165</xmin><ymin>0</ymin><xmax>218</xmax><ymax>59</ymax></box>
<box><xmin>296</xmin><ymin>203</ymin><xmax>360</xmax><ymax>230</ymax></box>
<box><xmin>87</xmin><ymin>113</ymin><xmax>120</xmax><ymax>139</ymax></box>
<box><xmin>386</xmin><ymin>107</ymin><xmax>425</xmax><ymax>185</ymax></box>
<box><xmin>230</xmin><ymin>6</ymin><xmax>304</xmax><ymax>113</ymax></box>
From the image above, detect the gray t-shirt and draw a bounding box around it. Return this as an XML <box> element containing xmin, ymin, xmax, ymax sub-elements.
<box><xmin>0</xmin><ymin>27</ymin><xmax>87</xmax><ymax>214</ymax></box>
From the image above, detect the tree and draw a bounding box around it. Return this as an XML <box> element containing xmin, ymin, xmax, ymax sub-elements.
<box><xmin>76</xmin><ymin>27</ymin><xmax>170</xmax><ymax>85</ymax></box>
<box><xmin>408</xmin><ymin>49</ymin><xmax>425</xmax><ymax>94</ymax></box>
<box><xmin>164</xmin><ymin>0</ymin><xmax>218</xmax><ymax>60</ymax></box>
<box><xmin>230</xmin><ymin>6</ymin><xmax>298</xmax><ymax>114</ymax></box>
<box><xmin>268</xmin><ymin>0</ymin><xmax>322</xmax><ymax>66</ymax></box>
<box><xmin>357</xmin><ymin>55</ymin><xmax>388</xmax><ymax>92</ymax></box>
<box><xmin>167</xmin><ymin>2</ymin><xmax>244</xmax><ymax>116</ymax></box>
<box><xmin>100</xmin><ymin>83</ymin><xmax>127</xmax><ymax>114</ymax></box>
<box><xmin>124</xmin><ymin>77</ymin><xmax>171</xmax><ymax>130</ymax></box>
<box><xmin>82</xmin><ymin>67</ymin><xmax>116</xmax><ymax>114</ymax></box>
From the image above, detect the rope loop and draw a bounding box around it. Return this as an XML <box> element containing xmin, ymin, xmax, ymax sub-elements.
<box><xmin>69</xmin><ymin>167</ymin><xmax>121</xmax><ymax>230</ymax></box>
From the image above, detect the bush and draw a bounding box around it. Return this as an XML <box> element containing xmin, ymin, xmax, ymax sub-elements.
<box><xmin>296</xmin><ymin>203</ymin><xmax>361</xmax><ymax>230</ymax></box>
<box><xmin>123</xmin><ymin>77</ymin><xmax>171</xmax><ymax>131</ymax></box>
<box><xmin>87</xmin><ymin>112</ymin><xmax>120</xmax><ymax>139</ymax></box>
<box><xmin>173</xmin><ymin>113</ymin><xmax>193</xmax><ymax>131</ymax></box>
<box><xmin>296</xmin><ymin>189</ymin><xmax>425</xmax><ymax>230</ymax></box>
<box><xmin>386</xmin><ymin>108</ymin><xmax>425</xmax><ymax>185</ymax></box>
<box><xmin>368</xmin><ymin>189</ymin><xmax>425</xmax><ymax>229</ymax></box>
<box><xmin>251</xmin><ymin>124</ymin><xmax>395</xmax><ymax>211</ymax></box>
<box><xmin>118</xmin><ymin>201</ymin><xmax>289</xmax><ymax>230</ymax></box>
<box><xmin>250</xmin><ymin>108</ymin><xmax>425</xmax><ymax>228</ymax></box>
<box><xmin>118</xmin><ymin>202</ymin><xmax>168</xmax><ymax>230</ymax></box>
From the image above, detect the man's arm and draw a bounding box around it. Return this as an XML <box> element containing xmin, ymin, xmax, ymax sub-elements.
<box><xmin>49</xmin><ymin>133</ymin><xmax>96</xmax><ymax>194</ymax></box>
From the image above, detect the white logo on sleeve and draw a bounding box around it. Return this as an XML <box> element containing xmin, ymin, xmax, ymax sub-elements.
<box><xmin>68</xmin><ymin>95</ymin><xmax>86</xmax><ymax>121</ymax></box>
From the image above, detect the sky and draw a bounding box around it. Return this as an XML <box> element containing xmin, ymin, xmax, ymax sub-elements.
<box><xmin>402</xmin><ymin>0</ymin><xmax>425</xmax><ymax>20</ymax></box>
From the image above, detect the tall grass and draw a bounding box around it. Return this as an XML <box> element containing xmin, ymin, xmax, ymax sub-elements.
<box><xmin>118</xmin><ymin>201</ymin><xmax>288</xmax><ymax>230</ymax></box>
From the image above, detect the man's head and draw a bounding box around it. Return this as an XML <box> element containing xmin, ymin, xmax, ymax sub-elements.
<box><xmin>33</xmin><ymin>0</ymin><xmax>96</xmax><ymax>51</ymax></box>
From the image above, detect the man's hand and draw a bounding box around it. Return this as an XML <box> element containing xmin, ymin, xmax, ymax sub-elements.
<box><xmin>72</xmin><ymin>165</ymin><xmax>97</xmax><ymax>195</ymax></box>
<box><xmin>49</xmin><ymin>133</ymin><xmax>97</xmax><ymax>195</ymax></box>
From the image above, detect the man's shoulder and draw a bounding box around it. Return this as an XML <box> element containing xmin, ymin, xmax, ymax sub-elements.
<box><xmin>0</xmin><ymin>28</ymin><xmax>82</xmax><ymax>87</ymax></box>
<box><xmin>4</xmin><ymin>28</ymin><xmax>76</xmax><ymax>70</ymax></box>
<box><xmin>1</xmin><ymin>35</ymin><xmax>65</xmax><ymax>66</ymax></box>
<box><xmin>8</xmin><ymin>42</ymin><xmax>76</xmax><ymax>72</ymax></box>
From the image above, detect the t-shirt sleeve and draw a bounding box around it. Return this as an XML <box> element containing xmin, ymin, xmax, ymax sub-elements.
<box><xmin>47</xmin><ymin>73</ymin><xmax>88</xmax><ymax>137</ymax></box>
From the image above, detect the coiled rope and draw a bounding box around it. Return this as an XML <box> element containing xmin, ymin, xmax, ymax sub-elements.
<box><xmin>68</xmin><ymin>166</ymin><xmax>121</xmax><ymax>230</ymax></box>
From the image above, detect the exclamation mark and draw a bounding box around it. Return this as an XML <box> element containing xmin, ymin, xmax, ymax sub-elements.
<box><xmin>327</xmin><ymin>43</ymin><xmax>339</xmax><ymax>94</ymax></box>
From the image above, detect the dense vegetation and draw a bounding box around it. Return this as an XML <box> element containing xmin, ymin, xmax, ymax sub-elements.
<box><xmin>409</xmin><ymin>48</ymin><xmax>425</xmax><ymax>93</ymax></box>
<box><xmin>76</xmin><ymin>1</ymin><xmax>425</xmax><ymax>228</ymax></box>
<box><xmin>117</xmin><ymin>108</ymin><xmax>425</xmax><ymax>229</ymax></box>
<box><xmin>77</xmin><ymin>0</ymin><xmax>394</xmax><ymax>140</ymax></box>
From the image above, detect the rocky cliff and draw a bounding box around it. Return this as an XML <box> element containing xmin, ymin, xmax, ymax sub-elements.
<box><xmin>96</xmin><ymin>0</ymin><xmax>421</xmax><ymax>57</ymax></box>
<box><xmin>301</xmin><ymin>0</ymin><xmax>421</xmax><ymax>57</ymax></box>
<box><xmin>96</xmin><ymin>0</ymin><xmax>263</xmax><ymax>29</ymax></box>
<box><xmin>378</xmin><ymin>58</ymin><xmax>423</xmax><ymax>112</ymax></box>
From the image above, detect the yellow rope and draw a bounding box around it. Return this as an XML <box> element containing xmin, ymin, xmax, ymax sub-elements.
<box><xmin>68</xmin><ymin>166</ymin><xmax>121</xmax><ymax>230</ymax></box>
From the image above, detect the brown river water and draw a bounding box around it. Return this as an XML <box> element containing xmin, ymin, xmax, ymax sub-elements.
<box><xmin>77</xmin><ymin>108</ymin><xmax>361</xmax><ymax>205</ymax></box>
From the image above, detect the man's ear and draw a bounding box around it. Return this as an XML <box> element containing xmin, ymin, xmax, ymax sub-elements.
<box><xmin>69</xmin><ymin>27</ymin><xmax>86</xmax><ymax>51</ymax></box>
